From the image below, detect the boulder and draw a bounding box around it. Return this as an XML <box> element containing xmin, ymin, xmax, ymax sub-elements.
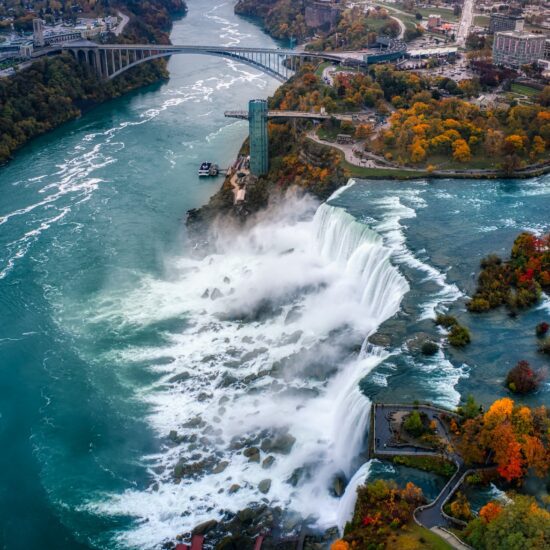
<box><xmin>331</xmin><ymin>474</ymin><xmax>347</xmax><ymax>497</ymax></box>
<box><xmin>262</xmin><ymin>456</ymin><xmax>275</xmax><ymax>470</ymax></box>
<box><xmin>168</xmin><ymin>371</ymin><xmax>190</xmax><ymax>383</ymax></box>
<box><xmin>368</xmin><ymin>333</ymin><xmax>392</xmax><ymax>347</ymax></box>
<box><xmin>192</xmin><ymin>519</ymin><xmax>218</xmax><ymax>535</ymax></box>
<box><xmin>261</xmin><ymin>432</ymin><xmax>296</xmax><ymax>455</ymax></box>
<box><xmin>228</xmin><ymin>483</ymin><xmax>241</xmax><ymax>494</ymax></box>
<box><xmin>211</xmin><ymin>288</ymin><xmax>223</xmax><ymax>300</ymax></box>
<box><xmin>212</xmin><ymin>461</ymin><xmax>229</xmax><ymax>474</ymax></box>
<box><xmin>287</xmin><ymin>467</ymin><xmax>305</xmax><ymax>487</ymax></box>
<box><xmin>258</xmin><ymin>479</ymin><xmax>271</xmax><ymax>494</ymax></box>
<box><xmin>243</xmin><ymin>447</ymin><xmax>261</xmax><ymax>463</ymax></box>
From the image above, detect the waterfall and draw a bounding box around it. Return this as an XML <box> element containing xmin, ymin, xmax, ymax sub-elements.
<box><xmin>91</xmin><ymin>189</ymin><xmax>412</xmax><ymax>546</ymax></box>
<box><xmin>313</xmin><ymin>202</ymin><xmax>409</xmax><ymax>478</ymax></box>
<box><xmin>336</xmin><ymin>460</ymin><xmax>375</xmax><ymax>532</ymax></box>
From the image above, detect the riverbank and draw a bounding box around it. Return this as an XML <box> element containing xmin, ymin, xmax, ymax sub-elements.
<box><xmin>0</xmin><ymin>0</ymin><xmax>187</xmax><ymax>165</ymax></box>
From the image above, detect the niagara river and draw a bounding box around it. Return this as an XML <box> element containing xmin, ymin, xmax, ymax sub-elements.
<box><xmin>0</xmin><ymin>1</ymin><xmax>549</xmax><ymax>549</ymax></box>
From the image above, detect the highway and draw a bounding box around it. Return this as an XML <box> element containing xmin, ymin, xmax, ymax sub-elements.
<box><xmin>456</xmin><ymin>0</ymin><xmax>474</xmax><ymax>47</ymax></box>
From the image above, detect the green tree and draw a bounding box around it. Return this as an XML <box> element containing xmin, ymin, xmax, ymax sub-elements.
<box><xmin>403</xmin><ymin>410</ymin><xmax>424</xmax><ymax>437</ymax></box>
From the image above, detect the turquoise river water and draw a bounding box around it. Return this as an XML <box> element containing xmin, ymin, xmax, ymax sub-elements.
<box><xmin>0</xmin><ymin>2</ymin><xmax>548</xmax><ymax>549</ymax></box>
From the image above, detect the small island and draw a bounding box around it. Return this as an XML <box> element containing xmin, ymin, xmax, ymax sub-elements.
<box><xmin>331</xmin><ymin>397</ymin><xmax>549</xmax><ymax>550</ymax></box>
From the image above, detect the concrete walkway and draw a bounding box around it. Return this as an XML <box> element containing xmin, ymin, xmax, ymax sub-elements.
<box><xmin>114</xmin><ymin>11</ymin><xmax>130</xmax><ymax>36</ymax></box>
<box><xmin>432</xmin><ymin>527</ymin><xmax>472</xmax><ymax>550</ymax></box>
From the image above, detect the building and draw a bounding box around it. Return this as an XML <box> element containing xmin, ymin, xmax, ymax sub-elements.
<box><xmin>427</xmin><ymin>14</ymin><xmax>442</xmax><ymax>30</ymax></box>
<box><xmin>248</xmin><ymin>99</ymin><xmax>269</xmax><ymax>176</ymax></box>
<box><xmin>545</xmin><ymin>39</ymin><xmax>550</xmax><ymax>60</ymax></box>
<box><xmin>19</xmin><ymin>42</ymin><xmax>33</xmax><ymax>57</ymax></box>
<box><xmin>33</xmin><ymin>18</ymin><xmax>44</xmax><ymax>47</ymax></box>
<box><xmin>44</xmin><ymin>30</ymin><xmax>83</xmax><ymax>45</ymax></box>
<box><xmin>492</xmin><ymin>30</ymin><xmax>546</xmax><ymax>68</ymax></box>
<box><xmin>489</xmin><ymin>13</ymin><xmax>524</xmax><ymax>34</ymax></box>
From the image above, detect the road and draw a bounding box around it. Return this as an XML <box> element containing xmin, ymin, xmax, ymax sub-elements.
<box><xmin>114</xmin><ymin>10</ymin><xmax>130</xmax><ymax>36</ymax></box>
<box><xmin>456</xmin><ymin>0</ymin><xmax>474</xmax><ymax>47</ymax></box>
<box><xmin>390</xmin><ymin>15</ymin><xmax>406</xmax><ymax>40</ymax></box>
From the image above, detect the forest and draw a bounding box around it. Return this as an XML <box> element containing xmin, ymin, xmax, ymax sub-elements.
<box><xmin>234</xmin><ymin>0</ymin><xmax>308</xmax><ymax>42</ymax></box>
<box><xmin>0</xmin><ymin>0</ymin><xmax>186</xmax><ymax>163</ymax></box>
<box><xmin>374</xmin><ymin>99</ymin><xmax>550</xmax><ymax>170</ymax></box>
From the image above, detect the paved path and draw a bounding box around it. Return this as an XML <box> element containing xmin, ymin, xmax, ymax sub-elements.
<box><xmin>432</xmin><ymin>527</ymin><xmax>472</xmax><ymax>550</ymax></box>
<box><xmin>372</xmin><ymin>404</ymin><xmax>472</xmax><ymax>531</ymax></box>
<box><xmin>307</xmin><ymin>132</ymin><xmax>407</xmax><ymax>170</ymax></box>
<box><xmin>415</xmin><ymin>464</ymin><xmax>466</xmax><ymax>528</ymax></box>
<box><xmin>391</xmin><ymin>15</ymin><xmax>406</xmax><ymax>40</ymax></box>
<box><xmin>114</xmin><ymin>11</ymin><xmax>130</xmax><ymax>36</ymax></box>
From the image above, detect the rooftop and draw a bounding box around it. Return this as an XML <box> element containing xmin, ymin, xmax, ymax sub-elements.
<box><xmin>495</xmin><ymin>29</ymin><xmax>545</xmax><ymax>39</ymax></box>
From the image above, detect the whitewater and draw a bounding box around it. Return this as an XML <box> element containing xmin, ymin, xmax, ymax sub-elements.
<box><xmin>77</xmin><ymin>182</ymin><xmax>414</xmax><ymax>546</ymax></box>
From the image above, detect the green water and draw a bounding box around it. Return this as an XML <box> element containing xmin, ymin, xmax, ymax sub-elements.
<box><xmin>1</xmin><ymin>2</ymin><xmax>549</xmax><ymax>549</ymax></box>
<box><xmin>0</xmin><ymin>2</ymin><xmax>279</xmax><ymax>548</ymax></box>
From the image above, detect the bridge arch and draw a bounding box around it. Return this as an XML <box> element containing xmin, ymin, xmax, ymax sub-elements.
<box><xmin>62</xmin><ymin>43</ymin><xmax>350</xmax><ymax>82</ymax></box>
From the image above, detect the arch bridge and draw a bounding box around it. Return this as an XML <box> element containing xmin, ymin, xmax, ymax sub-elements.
<box><xmin>62</xmin><ymin>41</ymin><xmax>350</xmax><ymax>82</ymax></box>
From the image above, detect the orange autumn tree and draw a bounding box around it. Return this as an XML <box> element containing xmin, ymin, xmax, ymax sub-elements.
<box><xmin>457</xmin><ymin>398</ymin><xmax>549</xmax><ymax>483</ymax></box>
<box><xmin>479</xmin><ymin>501</ymin><xmax>502</xmax><ymax>523</ymax></box>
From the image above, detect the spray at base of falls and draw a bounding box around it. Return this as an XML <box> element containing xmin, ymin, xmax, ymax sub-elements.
<box><xmin>86</xmin><ymin>187</ymin><xmax>409</xmax><ymax>548</ymax></box>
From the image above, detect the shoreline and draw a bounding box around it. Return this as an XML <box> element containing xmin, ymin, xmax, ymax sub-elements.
<box><xmin>0</xmin><ymin>2</ymin><xmax>186</xmax><ymax>167</ymax></box>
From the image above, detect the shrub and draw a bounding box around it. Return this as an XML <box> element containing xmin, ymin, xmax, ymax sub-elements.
<box><xmin>403</xmin><ymin>410</ymin><xmax>425</xmax><ymax>437</ymax></box>
<box><xmin>421</xmin><ymin>340</ymin><xmax>439</xmax><ymax>356</ymax></box>
<box><xmin>435</xmin><ymin>313</ymin><xmax>458</xmax><ymax>328</ymax></box>
<box><xmin>393</xmin><ymin>455</ymin><xmax>456</xmax><ymax>478</ymax></box>
<box><xmin>480</xmin><ymin>254</ymin><xmax>502</xmax><ymax>269</ymax></box>
<box><xmin>467</xmin><ymin>297</ymin><xmax>491</xmax><ymax>312</ymax></box>
<box><xmin>505</xmin><ymin>360</ymin><xmax>542</xmax><ymax>394</ymax></box>
<box><xmin>536</xmin><ymin>322</ymin><xmax>549</xmax><ymax>337</ymax></box>
<box><xmin>466</xmin><ymin>472</ymin><xmax>483</xmax><ymax>485</ymax></box>
<box><xmin>448</xmin><ymin>325</ymin><xmax>471</xmax><ymax>347</ymax></box>
<box><xmin>450</xmin><ymin>492</ymin><xmax>473</xmax><ymax>521</ymax></box>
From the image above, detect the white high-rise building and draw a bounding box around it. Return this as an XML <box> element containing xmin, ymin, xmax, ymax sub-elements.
<box><xmin>33</xmin><ymin>18</ymin><xmax>44</xmax><ymax>47</ymax></box>
<box><xmin>492</xmin><ymin>30</ymin><xmax>545</xmax><ymax>68</ymax></box>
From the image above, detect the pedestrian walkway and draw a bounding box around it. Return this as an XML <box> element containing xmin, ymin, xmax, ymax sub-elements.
<box><xmin>431</xmin><ymin>527</ymin><xmax>473</xmax><ymax>550</ymax></box>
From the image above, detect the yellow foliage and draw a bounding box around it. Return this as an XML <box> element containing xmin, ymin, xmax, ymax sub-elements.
<box><xmin>504</xmin><ymin>134</ymin><xmax>524</xmax><ymax>153</ymax></box>
<box><xmin>484</xmin><ymin>397</ymin><xmax>514</xmax><ymax>426</ymax></box>
<box><xmin>410</xmin><ymin>138</ymin><xmax>426</xmax><ymax>163</ymax></box>
<box><xmin>452</xmin><ymin>139</ymin><xmax>471</xmax><ymax>162</ymax></box>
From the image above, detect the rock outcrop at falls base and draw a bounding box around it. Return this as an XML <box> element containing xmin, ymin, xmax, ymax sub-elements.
<box><xmin>165</xmin><ymin>504</ymin><xmax>339</xmax><ymax>549</ymax></box>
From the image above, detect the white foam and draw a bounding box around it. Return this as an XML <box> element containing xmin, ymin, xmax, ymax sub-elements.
<box><xmin>336</xmin><ymin>460</ymin><xmax>374</xmax><ymax>532</ymax></box>
<box><xmin>81</xmin><ymin>190</ymin><xmax>409</xmax><ymax>547</ymax></box>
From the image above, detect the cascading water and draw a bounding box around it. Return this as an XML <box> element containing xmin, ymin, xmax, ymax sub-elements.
<box><xmin>87</xmin><ymin>189</ymin><xmax>409</xmax><ymax>547</ymax></box>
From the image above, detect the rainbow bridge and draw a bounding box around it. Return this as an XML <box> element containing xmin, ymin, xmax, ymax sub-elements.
<box><xmin>61</xmin><ymin>41</ymin><xmax>359</xmax><ymax>82</ymax></box>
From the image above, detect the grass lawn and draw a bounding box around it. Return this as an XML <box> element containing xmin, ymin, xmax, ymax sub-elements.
<box><xmin>317</xmin><ymin>126</ymin><xmax>347</xmax><ymax>141</ymax></box>
<box><xmin>388</xmin><ymin>522</ymin><xmax>455</xmax><ymax>549</ymax></box>
<box><xmin>426</xmin><ymin>153</ymin><xmax>503</xmax><ymax>171</ymax></box>
<box><xmin>474</xmin><ymin>15</ymin><xmax>490</xmax><ymax>27</ymax></box>
<box><xmin>392</xmin><ymin>455</ymin><xmax>457</xmax><ymax>478</ymax></box>
<box><xmin>340</xmin><ymin>156</ymin><xmax>426</xmax><ymax>179</ymax></box>
<box><xmin>510</xmin><ymin>83</ymin><xmax>540</xmax><ymax>97</ymax></box>
<box><xmin>416</xmin><ymin>6</ymin><xmax>459</xmax><ymax>22</ymax></box>
<box><xmin>314</xmin><ymin>61</ymin><xmax>331</xmax><ymax>78</ymax></box>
